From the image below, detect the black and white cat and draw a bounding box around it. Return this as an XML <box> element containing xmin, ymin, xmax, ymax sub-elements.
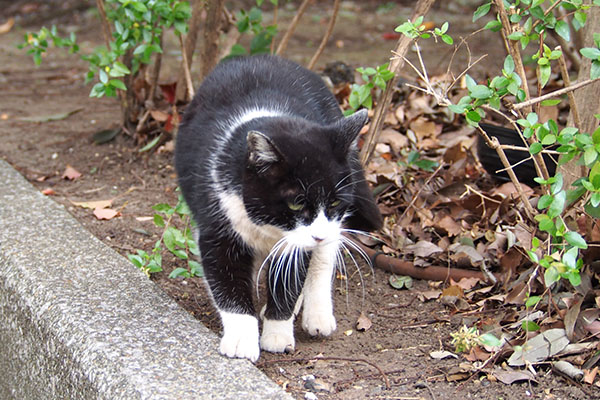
<box><xmin>175</xmin><ymin>55</ymin><xmax>382</xmax><ymax>362</ymax></box>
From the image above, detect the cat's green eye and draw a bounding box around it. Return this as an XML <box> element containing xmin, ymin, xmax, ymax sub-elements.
<box><xmin>287</xmin><ymin>202</ymin><xmax>304</xmax><ymax>211</ymax></box>
<box><xmin>330</xmin><ymin>199</ymin><xmax>341</xmax><ymax>207</ymax></box>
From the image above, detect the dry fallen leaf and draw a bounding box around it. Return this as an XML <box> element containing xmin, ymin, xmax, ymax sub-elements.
<box><xmin>0</xmin><ymin>17</ymin><xmax>15</xmax><ymax>34</ymax></box>
<box><xmin>507</xmin><ymin>328</ymin><xmax>570</xmax><ymax>366</ymax></box>
<box><xmin>93</xmin><ymin>208</ymin><xmax>120</xmax><ymax>220</ymax></box>
<box><xmin>430</xmin><ymin>350</ymin><xmax>458</xmax><ymax>360</ymax></box>
<box><xmin>150</xmin><ymin>109</ymin><xmax>170</xmax><ymax>122</ymax></box>
<box><xmin>453</xmin><ymin>277</ymin><xmax>480</xmax><ymax>291</ymax></box>
<box><xmin>71</xmin><ymin>199</ymin><xmax>113</xmax><ymax>210</ymax></box>
<box><xmin>492</xmin><ymin>368</ymin><xmax>537</xmax><ymax>385</ymax></box>
<box><xmin>62</xmin><ymin>165</ymin><xmax>82</xmax><ymax>180</ymax></box>
<box><xmin>583</xmin><ymin>366</ymin><xmax>598</xmax><ymax>385</ymax></box>
<box><xmin>356</xmin><ymin>311</ymin><xmax>372</xmax><ymax>332</ymax></box>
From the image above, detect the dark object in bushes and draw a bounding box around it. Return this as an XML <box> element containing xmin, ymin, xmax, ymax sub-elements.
<box><xmin>476</xmin><ymin>123</ymin><xmax>557</xmax><ymax>186</ymax></box>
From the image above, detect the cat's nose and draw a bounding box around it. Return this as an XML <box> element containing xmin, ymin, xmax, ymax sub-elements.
<box><xmin>312</xmin><ymin>235</ymin><xmax>324</xmax><ymax>243</ymax></box>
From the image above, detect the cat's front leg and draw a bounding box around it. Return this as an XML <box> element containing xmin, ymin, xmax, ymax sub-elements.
<box><xmin>301</xmin><ymin>243</ymin><xmax>338</xmax><ymax>336</ymax></box>
<box><xmin>219</xmin><ymin>311</ymin><xmax>260</xmax><ymax>362</ymax></box>
<box><xmin>260</xmin><ymin>253</ymin><xmax>308</xmax><ymax>353</ymax></box>
<box><xmin>200</xmin><ymin>234</ymin><xmax>260</xmax><ymax>362</ymax></box>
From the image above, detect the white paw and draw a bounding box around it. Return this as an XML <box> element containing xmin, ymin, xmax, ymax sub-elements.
<box><xmin>260</xmin><ymin>317</ymin><xmax>295</xmax><ymax>353</ymax></box>
<box><xmin>302</xmin><ymin>311</ymin><xmax>336</xmax><ymax>336</ymax></box>
<box><xmin>219</xmin><ymin>311</ymin><xmax>260</xmax><ymax>362</ymax></box>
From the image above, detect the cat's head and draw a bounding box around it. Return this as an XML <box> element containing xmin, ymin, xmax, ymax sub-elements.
<box><xmin>242</xmin><ymin>110</ymin><xmax>368</xmax><ymax>249</ymax></box>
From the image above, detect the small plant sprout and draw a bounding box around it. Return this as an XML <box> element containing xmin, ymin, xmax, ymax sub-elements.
<box><xmin>128</xmin><ymin>193</ymin><xmax>202</xmax><ymax>279</ymax></box>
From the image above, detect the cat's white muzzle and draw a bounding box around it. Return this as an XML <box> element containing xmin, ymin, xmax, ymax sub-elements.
<box><xmin>286</xmin><ymin>210</ymin><xmax>341</xmax><ymax>250</ymax></box>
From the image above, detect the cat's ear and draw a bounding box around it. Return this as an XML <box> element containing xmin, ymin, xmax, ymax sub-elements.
<box><xmin>247</xmin><ymin>130</ymin><xmax>283</xmax><ymax>168</ymax></box>
<box><xmin>336</xmin><ymin>109</ymin><xmax>368</xmax><ymax>151</ymax></box>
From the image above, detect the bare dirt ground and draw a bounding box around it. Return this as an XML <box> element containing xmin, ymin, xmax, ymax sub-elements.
<box><xmin>0</xmin><ymin>1</ymin><xmax>595</xmax><ymax>399</ymax></box>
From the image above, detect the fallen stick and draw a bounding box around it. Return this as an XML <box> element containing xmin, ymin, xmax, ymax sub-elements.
<box><xmin>353</xmin><ymin>240</ymin><xmax>498</xmax><ymax>283</ymax></box>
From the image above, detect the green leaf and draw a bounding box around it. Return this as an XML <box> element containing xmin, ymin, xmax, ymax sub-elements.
<box><xmin>538</xmin><ymin>194</ymin><xmax>553</xmax><ymax>210</ymax></box>
<box><xmin>172</xmin><ymin>249</ymin><xmax>188</xmax><ymax>259</ymax></box>
<box><xmin>128</xmin><ymin>254</ymin><xmax>144</xmax><ymax>268</ymax></box>
<box><xmin>548</xmin><ymin>190</ymin><xmax>566</xmax><ymax>218</ymax></box>
<box><xmin>163</xmin><ymin>227</ymin><xmax>177</xmax><ymax>252</ymax></box>
<box><xmin>581</xmin><ymin>47</ymin><xmax>600</xmax><ymax>60</ymax></box>
<box><xmin>522</xmin><ymin>320</ymin><xmax>540</xmax><ymax>332</ymax></box>
<box><xmin>541</xmin><ymin>134</ymin><xmax>556</xmax><ymax>145</ymax></box>
<box><xmin>473</xmin><ymin>2</ymin><xmax>491</xmax><ymax>22</ymax></box>
<box><xmin>153</xmin><ymin>213</ymin><xmax>165</xmax><ymax>227</ymax></box>
<box><xmin>530</xmin><ymin>142</ymin><xmax>543</xmax><ymax>155</ymax></box>
<box><xmin>466</xmin><ymin>110</ymin><xmax>481</xmax><ymax>123</ymax></box>
<box><xmin>539</xmin><ymin>64</ymin><xmax>551</xmax><ymax>88</ymax></box>
<box><xmin>478</xmin><ymin>332</ymin><xmax>502</xmax><ymax>348</ymax></box>
<box><xmin>591</xmin><ymin>61</ymin><xmax>600</xmax><ymax>79</ymax></box>
<box><xmin>554</xmin><ymin>20</ymin><xmax>570</xmax><ymax>41</ymax></box>
<box><xmin>590</xmin><ymin>161</ymin><xmax>600</xmax><ymax>188</ymax></box>
<box><xmin>484</xmin><ymin>20</ymin><xmax>502</xmax><ymax>31</ymax></box>
<box><xmin>584</xmin><ymin>146</ymin><xmax>598</xmax><ymax>165</ymax></box>
<box><xmin>139</xmin><ymin>134</ymin><xmax>162</xmax><ymax>152</ymax></box>
<box><xmin>389</xmin><ymin>275</ymin><xmax>413</xmax><ymax>290</ymax></box>
<box><xmin>503</xmin><ymin>55</ymin><xmax>515</xmax><ymax>75</ymax></box>
<box><xmin>536</xmin><ymin>214</ymin><xmax>555</xmax><ymax>232</ymax></box>
<box><xmin>109</xmin><ymin>79</ymin><xmax>127</xmax><ymax>90</ymax></box>
<box><xmin>564</xmin><ymin>231</ymin><xmax>588</xmax><ymax>249</ymax></box>
<box><xmin>188</xmin><ymin>260</ymin><xmax>204</xmax><ymax>277</ymax></box>
<box><xmin>525</xmin><ymin>296</ymin><xmax>541</xmax><ymax>308</ymax></box>
<box><xmin>169</xmin><ymin>267</ymin><xmax>190</xmax><ymax>279</ymax></box>
<box><xmin>545</xmin><ymin>266</ymin><xmax>560</xmax><ymax>286</ymax></box>
<box><xmin>470</xmin><ymin>84</ymin><xmax>492</xmax><ymax>99</ymax></box>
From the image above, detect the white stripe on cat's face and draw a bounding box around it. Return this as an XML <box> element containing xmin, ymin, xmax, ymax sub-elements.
<box><xmin>285</xmin><ymin>209</ymin><xmax>342</xmax><ymax>249</ymax></box>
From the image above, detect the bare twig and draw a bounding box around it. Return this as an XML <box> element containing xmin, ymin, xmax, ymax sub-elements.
<box><xmin>94</xmin><ymin>0</ymin><xmax>112</xmax><ymax>49</ymax></box>
<box><xmin>359</xmin><ymin>0</ymin><xmax>436</xmax><ymax>165</ymax></box>
<box><xmin>307</xmin><ymin>0</ymin><xmax>340</xmax><ymax>70</ymax></box>
<box><xmin>178</xmin><ymin>33</ymin><xmax>195</xmax><ymax>100</ymax></box>
<box><xmin>275</xmin><ymin>0</ymin><xmax>313</xmax><ymax>56</ymax></box>
<box><xmin>494</xmin><ymin>0</ymin><xmax>531</xmax><ymax>114</ymax></box>
<box><xmin>217</xmin><ymin>7</ymin><xmax>242</xmax><ymax>60</ymax></box>
<box><xmin>148</xmin><ymin>29</ymin><xmax>163</xmax><ymax>104</ymax></box>
<box><xmin>399</xmin><ymin>161</ymin><xmax>445</xmax><ymax>222</ymax></box>
<box><xmin>257</xmin><ymin>355</ymin><xmax>390</xmax><ymax>389</ymax></box>
<box><xmin>270</xmin><ymin>1</ymin><xmax>278</xmax><ymax>53</ymax></box>
<box><xmin>476</xmin><ymin>126</ymin><xmax>537</xmax><ymax>219</ymax></box>
<box><xmin>557</xmin><ymin>46</ymin><xmax>581</xmax><ymax>130</ymax></box>
<box><xmin>511</xmin><ymin>77</ymin><xmax>600</xmax><ymax>111</ymax></box>
<box><xmin>175</xmin><ymin>0</ymin><xmax>204</xmax><ymax>102</ymax></box>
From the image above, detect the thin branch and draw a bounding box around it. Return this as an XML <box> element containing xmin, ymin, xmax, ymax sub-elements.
<box><xmin>476</xmin><ymin>126</ymin><xmax>537</xmax><ymax>219</ymax></box>
<box><xmin>148</xmin><ymin>29</ymin><xmax>163</xmax><ymax>104</ymax></box>
<box><xmin>557</xmin><ymin>45</ymin><xmax>582</xmax><ymax>130</ymax></box>
<box><xmin>307</xmin><ymin>0</ymin><xmax>340</xmax><ymax>70</ymax></box>
<box><xmin>257</xmin><ymin>355</ymin><xmax>390</xmax><ymax>390</ymax></box>
<box><xmin>511</xmin><ymin>77</ymin><xmax>600</xmax><ymax>111</ymax></box>
<box><xmin>398</xmin><ymin>161</ymin><xmax>445</xmax><ymax>222</ymax></box>
<box><xmin>275</xmin><ymin>0</ymin><xmax>313</xmax><ymax>56</ymax></box>
<box><xmin>175</xmin><ymin>0</ymin><xmax>203</xmax><ymax>103</ymax></box>
<box><xmin>270</xmin><ymin>1</ymin><xmax>278</xmax><ymax>54</ymax></box>
<box><xmin>95</xmin><ymin>0</ymin><xmax>112</xmax><ymax>49</ymax></box>
<box><xmin>359</xmin><ymin>0</ymin><xmax>436</xmax><ymax>165</ymax></box>
<box><xmin>494</xmin><ymin>0</ymin><xmax>531</xmax><ymax>115</ymax></box>
<box><xmin>178</xmin><ymin>33</ymin><xmax>195</xmax><ymax>100</ymax></box>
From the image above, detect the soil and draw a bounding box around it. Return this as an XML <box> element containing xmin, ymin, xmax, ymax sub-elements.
<box><xmin>0</xmin><ymin>2</ymin><xmax>594</xmax><ymax>399</ymax></box>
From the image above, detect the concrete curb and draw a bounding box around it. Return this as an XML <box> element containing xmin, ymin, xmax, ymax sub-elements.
<box><xmin>0</xmin><ymin>159</ymin><xmax>291</xmax><ymax>400</ymax></box>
